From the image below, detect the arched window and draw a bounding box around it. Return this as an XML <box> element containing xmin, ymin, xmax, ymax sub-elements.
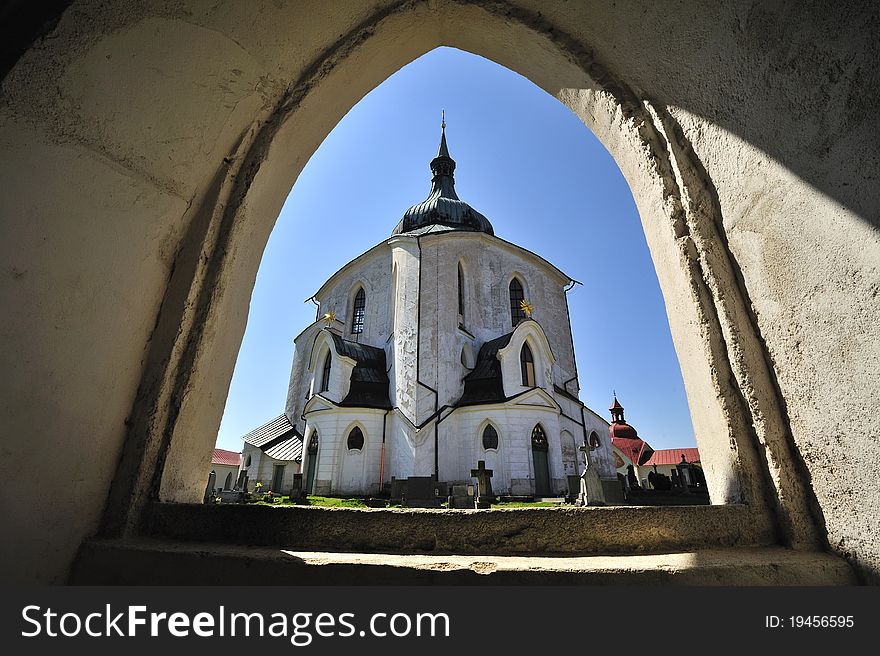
<box><xmin>351</xmin><ymin>287</ymin><xmax>366</xmax><ymax>334</ymax></box>
<box><xmin>320</xmin><ymin>352</ymin><xmax>331</xmax><ymax>392</ymax></box>
<box><xmin>224</xmin><ymin>472</ymin><xmax>233</xmax><ymax>489</ymax></box>
<box><xmin>520</xmin><ymin>342</ymin><xmax>535</xmax><ymax>387</ymax></box>
<box><xmin>244</xmin><ymin>454</ymin><xmax>252</xmax><ymax>468</ymax></box>
<box><xmin>589</xmin><ymin>431</ymin><xmax>601</xmax><ymax>449</ymax></box>
<box><xmin>308</xmin><ymin>433</ymin><xmax>319</xmax><ymax>454</ymax></box>
<box><xmin>509</xmin><ymin>277</ymin><xmax>526</xmax><ymax>325</ymax></box>
<box><xmin>347</xmin><ymin>426</ymin><xmax>364</xmax><ymax>450</ymax></box>
<box><xmin>457</xmin><ymin>263</ymin><xmax>465</xmax><ymax>324</ymax></box>
<box><xmin>531</xmin><ymin>424</ymin><xmax>548</xmax><ymax>450</ymax></box>
<box><xmin>482</xmin><ymin>424</ymin><xmax>499</xmax><ymax>450</ymax></box>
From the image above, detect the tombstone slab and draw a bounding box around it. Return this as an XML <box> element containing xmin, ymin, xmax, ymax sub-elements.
<box><xmin>404</xmin><ymin>476</ymin><xmax>440</xmax><ymax>508</ymax></box>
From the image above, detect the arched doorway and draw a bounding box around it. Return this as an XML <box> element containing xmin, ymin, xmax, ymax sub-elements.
<box><xmin>531</xmin><ymin>424</ymin><xmax>551</xmax><ymax>497</ymax></box>
<box><xmin>305</xmin><ymin>432</ymin><xmax>319</xmax><ymax>494</ymax></box>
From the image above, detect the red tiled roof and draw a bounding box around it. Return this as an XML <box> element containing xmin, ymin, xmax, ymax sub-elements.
<box><xmin>642</xmin><ymin>448</ymin><xmax>700</xmax><ymax>467</ymax></box>
<box><xmin>211</xmin><ymin>448</ymin><xmax>241</xmax><ymax>467</ymax></box>
<box><xmin>611</xmin><ymin>437</ymin><xmax>654</xmax><ymax>466</ymax></box>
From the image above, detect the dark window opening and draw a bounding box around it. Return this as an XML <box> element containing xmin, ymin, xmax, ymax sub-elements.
<box><xmin>509</xmin><ymin>277</ymin><xmax>526</xmax><ymax>325</ymax></box>
<box><xmin>320</xmin><ymin>352</ymin><xmax>331</xmax><ymax>392</ymax></box>
<box><xmin>531</xmin><ymin>424</ymin><xmax>548</xmax><ymax>450</ymax></box>
<box><xmin>347</xmin><ymin>426</ymin><xmax>365</xmax><ymax>450</ymax></box>
<box><xmin>458</xmin><ymin>264</ymin><xmax>465</xmax><ymax>324</ymax></box>
<box><xmin>520</xmin><ymin>342</ymin><xmax>535</xmax><ymax>387</ymax></box>
<box><xmin>351</xmin><ymin>287</ymin><xmax>366</xmax><ymax>334</ymax></box>
<box><xmin>482</xmin><ymin>424</ymin><xmax>499</xmax><ymax>450</ymax></box>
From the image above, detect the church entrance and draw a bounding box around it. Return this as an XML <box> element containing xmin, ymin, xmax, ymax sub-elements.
<box><xmin>531</xmin><ymin>424</ymin><xmax>551</xmax><ymax>496</ymax></box>
<box><xmin>305</xmin><ymin>433</ymin><xmax>318</xmax><ymax>494</ymax></box>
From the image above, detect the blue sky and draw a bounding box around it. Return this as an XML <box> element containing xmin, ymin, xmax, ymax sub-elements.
<box><xmin>214</xmin><ymin>47</ymin><xmax>695</xmax><ymax>453</ymax></box>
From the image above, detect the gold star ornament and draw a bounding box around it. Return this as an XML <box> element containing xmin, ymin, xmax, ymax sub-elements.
<box><xmin>322</xmin><ymin>310</ymin><xmax>336</xmax><ymax>327</ymax></box>
<box><xmin>520</xmin><ymin>300</ymin><xmax>534</xmax><ymax>317</ymax></box>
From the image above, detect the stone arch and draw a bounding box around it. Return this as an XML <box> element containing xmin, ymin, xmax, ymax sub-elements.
<box><xmin>476</xmin><ymin>417</ymin><xmax>504</xmax><ymax>492</ymax></box>
<box><xmin>36</xmin><ymin>2</ymin><xmax>832</xmax><ymax>575</ymax></box>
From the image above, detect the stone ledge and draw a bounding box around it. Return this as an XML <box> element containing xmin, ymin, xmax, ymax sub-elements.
<box><xmin>71</xmin><ymin>539</ymin><xmax>857</xmax><ymax>585</ymax></box>
<box><xmin>144</xmin><ymin>502</ymin><xmax>775</xmax><ymax>556</ymax></box>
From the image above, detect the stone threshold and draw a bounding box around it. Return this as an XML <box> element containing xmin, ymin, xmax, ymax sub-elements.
<box><xmin>145</xmin><ymin>502</ymin><xmax>776</xmax><ymax>556</ymax></box>
<box><xmin>71</xmin><ymin>538</ymin><xmax>857</xmax><ymax>585</ymax></box>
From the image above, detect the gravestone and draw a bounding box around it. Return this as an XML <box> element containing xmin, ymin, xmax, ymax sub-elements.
<box><xmin>578</xmin><ymin>442</ymin><xmax>605</xmax><ymax>505</ymax></box>
<box><xmin>204</xmin><ymin>470</ymin><xmax>217</xmax><ymax>504</ymax></box>
<box><xmin>566</xmin><ymin>475</ymin><xmax>581</xmax><ymax>503</ymax></box>
<box><xmin>390</xmin><ymin>477</ymin><xmax>407</xmax><ymax>504</ymax></box>
<box><xmin>470</xmin><ymin>460</ymin><xmax>496</xmax><ymax>509</ymax></box>
<box><xmin>447</xmin><ymin>484</ymin><xmax>475</xmax><ymax>509</ymax></box>
<box><xmin>404</xmin><ymin>476</ymin><xmax>440</xmax><ymax>508</ymax></box>
<box><xmin>288</xmin><ymin>473</ymin><xmax>306</xmax><ymax>504</ymax></box>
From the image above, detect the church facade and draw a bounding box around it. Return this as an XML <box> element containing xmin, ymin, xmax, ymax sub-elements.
<box><xmin>280</xmin><ymin>126</ymin><xmax>618</xmax><ymax>499</ymax></box>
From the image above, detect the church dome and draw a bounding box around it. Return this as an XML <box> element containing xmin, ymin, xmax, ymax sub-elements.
<box><xmin>610</xmin><ymin>421</ymin><xmax>639</xmax><ymax>440</ymax></box>
<box><xmin>392</xmin><ymin>122</ymin><xmax>494</xmax><ymax>236</ymax></box>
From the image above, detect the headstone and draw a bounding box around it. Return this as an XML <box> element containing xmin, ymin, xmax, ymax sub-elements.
<box><xmin>404</xmin><ymin>476</ymin><xmax>440</xmax><ymax>508</ymax></box>
<box><xmin>390</xmin><ymin>477</ymin><xmax>407</xmax><ymax>504</ymax></box>
<box><xmin>578</xmin><ymin>442</ymin><xmax>605</xmax><ymax>505</ymax></box>
<box><xmin>288</xmin><ymin>473</ymin><xmax>306</xmax><ymax>504</ymax></box>
<box><xmin>470</xmin><ymin>460</ymin><xmax>496</xmax><ymax>509</ymax></box>
<box><xmin>626</xmin><ymin>464</ymin><xmax>640</xmax><ymax>489</ymax></box>
<box><xmin>566</xmin><ymin>475</ymin><xmax>581</xmax><ymax>503</ymax></box>
<box><xmin>204</xmin><ymin>470</ymin><xmax>217</xmax><ymax>504</ymax></box>
<box><xmin>676</xmin><ymin>454</ymin><xmax>692</xmax><ymax>494</ymax></box>
<box><xmin>447</xmin><ymin>484</ymin><xmax>475</xmax><ymax>509</ymax></box>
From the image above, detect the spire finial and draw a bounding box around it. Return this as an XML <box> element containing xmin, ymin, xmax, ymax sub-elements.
<box><xmin>441</xmin><ymin>109</ymin><xmax>445</xmax><ymax>131</ymax></box>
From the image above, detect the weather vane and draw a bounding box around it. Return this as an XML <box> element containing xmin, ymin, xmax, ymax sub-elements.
<box><xmin>520</xmin><ymin>299</ymin><xmax>533</xmax><ymax>317</ymax></box>
<box><xmin>322</xmin><ymin>310</ymin><xmax>336</xmax><ymax>327</ymax></box>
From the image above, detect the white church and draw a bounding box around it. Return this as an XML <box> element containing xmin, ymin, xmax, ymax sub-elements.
<box><xmin>244</xmin><ymin>123</ymin><xmax>620</xmax><ymax>501</ymax></box>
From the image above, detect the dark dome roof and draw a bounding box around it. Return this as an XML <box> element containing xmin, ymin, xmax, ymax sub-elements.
<box><xmin>392</xmin><ymin>127</ymin><xmax>494</xmax><ymax>236</ymax></box>
<box><xmin>610</xmin><ymin>421</ymin><xmax>639</xmax><ymax>440</ymax></box>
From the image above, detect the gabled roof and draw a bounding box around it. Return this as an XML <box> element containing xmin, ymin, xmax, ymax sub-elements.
<box><xmin>329</xmin><ymin>333</ymin><xmax>392</xmax><ymax>409</ymax></box>
<box><xmin>642</xmin><ymin>447</ymin><xmax>700</xmax><ymax>467</ymax></box>
<box><xmin>611</xmin><ymin>436</ymin><xmax>654</xmax><ymax>466</ymax></box>
<box><xmin>242</xmin><ymin>414</ymin><xmax>298</xmax><ymax>448</ymax></box>
<box><xmin>241</xmin><ymin>414</ymin><xmax>303</xmax><ymax>462</ymax></box>
<box><xmin>211</xmin><ymin>448</ymin><xmax>240</xmax><ymax>467</ymax></box>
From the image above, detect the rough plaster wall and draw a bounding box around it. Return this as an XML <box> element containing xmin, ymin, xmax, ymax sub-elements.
<box><xmin>423</xmin><ymin>233</ymin><xmax>575</xmax><ymax>408</ymax></box>
<box><xmin>313</xmin><ymin>246</ymin><xmax>392</xmax><ymax>346</ymax></box>
<box><xmin>2</xmin><ymin>0</ymin><xmax>876</xmax><ymax>583</ymax></box>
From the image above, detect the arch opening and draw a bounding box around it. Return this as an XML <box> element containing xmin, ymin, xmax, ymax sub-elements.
<box><xmin>98</xmin><ymin>10</ymin><xmax>819</xmax><ymax>562</ymax></box>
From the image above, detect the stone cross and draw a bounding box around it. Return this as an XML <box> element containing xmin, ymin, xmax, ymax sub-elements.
<box><xmin>471</xmin><ymin>460</ymin><xmax>496</xmax><ymax>508</ymax></box>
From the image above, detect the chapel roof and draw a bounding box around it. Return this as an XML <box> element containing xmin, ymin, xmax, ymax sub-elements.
<box><xmin>457</xmin><ymin>331</ymin><xmax>514</xmax><ymax>406</ymax></box>
<box><xmin>611</xmin><ymin>436</ymin><xmax>654</xmax><ymax>466</ymax></box>
<box><xmin>641</xmin><ymin>447</ymin><xmax>701</xmax><ymax>467</ymax></box>
<box><xmin>391</xmin><ymin>121</ymin><xmax>494</xmax><ymax>237</ymax></box>
<box><xmin>241</xmin><ymin>414</ymin><xmax>303</xmax><ymax>462</ymax></box>
<box><xmin>329</xmin><ymin>332</ymin><xmax>392</xmax><ymax>409</ymax></box>
<box><xmin>211</xmin><ymin>448</ymin><xmax>241</xmax><ymax>467</ymax></box>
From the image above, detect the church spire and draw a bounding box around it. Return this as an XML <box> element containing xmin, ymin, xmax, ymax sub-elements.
<box><xmin>430</xmin><ymin>111</ymin><xmax>455</xmax><ymax>179</ymax></box>
<box><xmin>391</xmin><ymin>113</ymin><xmax>495</xmax><ymax>236</ymax></box>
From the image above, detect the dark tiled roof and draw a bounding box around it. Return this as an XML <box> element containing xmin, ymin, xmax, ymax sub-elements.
<box><xmin>391</xmin><ymin>128</ymin><xmax>494</xmax><ymax>237</ymax></box>
<box><xmin>329</xmin><ymin>333</ymin><xmax>392</xmax><ymax>409</ymax></box>
<box><xmin>241</xmin><ymin>414</ymin><xmax>303</xmax><ymax>462</ymax></box>
<box><xmin>242</xmin><ymin>414</ymin><xmax>297</xmax><ymax>448</ymax></box>
<box><xmin>457</xmin><ymin>332</ymin><xmax>514</xmax><ymax>405</ymax></box>
<box><xmin>263</xmin><ymin>435</ymin><xmax>304</xmax><ymax>462</ymax></box>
